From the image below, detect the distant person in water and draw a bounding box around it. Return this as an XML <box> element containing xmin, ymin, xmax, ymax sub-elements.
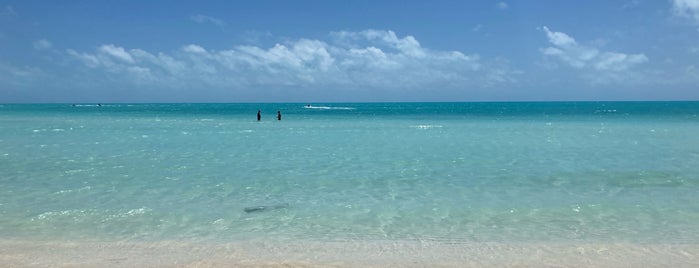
<box><xmin>277</xmin><ymin>111</ymin><xmax>282</xmax><ymax>120</ymax></box>
<box><xmin>257</xmin><ymin>110</ymin><xmax>261</xmax><ymax>121</ymax></box>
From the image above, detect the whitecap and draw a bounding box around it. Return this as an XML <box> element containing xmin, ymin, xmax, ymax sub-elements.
<box><xmin>304</xmin><ymin>105</ymin><xmax>356</xmax><ymax>110</ymax></box>
<box><xmin>53</xmin><ymin>186</ymin><xmax>92</xmax><ymax>194</ymax></box>
<box><xmin>411</xmin><ymin>125</ymin><xmax>443</xmax><ymax>129</ymax></box>
<box><xmin>64</xmin><ymin>168</ymin><xmax>92</xmax><ymax>174</ymax></box>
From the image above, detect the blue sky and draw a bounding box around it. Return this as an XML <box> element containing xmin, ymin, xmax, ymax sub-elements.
<box><xmin>1</xmin><ymin>0</ymin><xmax>698</xmax><ymax>102</ymax></box>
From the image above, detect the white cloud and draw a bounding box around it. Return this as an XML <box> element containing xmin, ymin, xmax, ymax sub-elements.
<box><xmin>190</xmin><ymin>14</ymin><xmax>225</xmax><ymax>27</ymax></box>
<box><xmin>129</xmin><ymin>49</ymin><xmax>186</xmax><ymax>75</ymax></box>
<box><xmin>672</xmin><ymin>0</ymin><xmax>699</xmax><ymax>23</ymax></box>
<box><xmin>496</xmin><ymin>2</ymin><xmax>508</xmax><ymax>9</ymax></box>
<box><xmin>593</xmin><ymin>52</ymin><xmax>648</xmax><ymax>71</ymax></box>
<box><xmin>33</xmin><ymin>39</ymin><xmax>52</xmax><ymax>50</ymax></box>
<box><xmin>542</xmin><ymin>27</ymin><xmax>577</xmax><ymax>48</ymax></box>
<box><xmin>332</xmin><ymin>30</ymin><xmax>428</xmax><ymax>58</ymax></box>
<box><xmin>182</xmin><ymin>44</ymin><xmax>207</xmax><ymax>54</ymax></box>
<box><xmin>66</xmin><ymin>49</ymin><xmax>101</xmax><ymax>68</ymax></box>
<box><xmin>99</xmin><ymin>44</ymin><xmax>135</xmax><ymax>64</ymax></box>
<box><xmin>540</xmin><ymin>26</ymin><xmax>648</xmax><ymax>72</ymax></box>
<box><xmin>65</xmin><ymin>29</ymin><xmax>519</xmax><ymax>91</ymax></box>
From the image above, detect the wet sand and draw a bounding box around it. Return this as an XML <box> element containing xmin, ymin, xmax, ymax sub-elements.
<box><xmin>1</xmin><ymin>239</ymin><xmax>697</xmax><ymax>267</ymax></box>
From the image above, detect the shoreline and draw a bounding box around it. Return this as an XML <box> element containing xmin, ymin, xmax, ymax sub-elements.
<box><xmin>1</xmin><ymin>239</ymin><xmax>697</xmax><ymax>267</ymax></box>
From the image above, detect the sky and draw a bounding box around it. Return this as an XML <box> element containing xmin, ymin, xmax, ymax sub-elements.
<box><xmin>1</xmin><ymin>0</ymin><xmax>698</xmax><ymax>103</ymax></box>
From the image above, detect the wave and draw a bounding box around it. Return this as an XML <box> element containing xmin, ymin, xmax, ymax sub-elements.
<box><xmin>72</xmin><ymin>104</ymin><xmax>135</xmax><ymax>107</ymax></box>
<box><xmin>411</xmin><ymin>125</ymin><xmax>443</xmax><ymax>129</ymax></box>
<box><xmin>303</xmin><ymin>105</ymin><xmax>356</xmax><ymax>110</ymax></box>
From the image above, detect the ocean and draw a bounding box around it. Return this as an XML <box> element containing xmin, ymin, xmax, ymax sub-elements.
<box><xmin>1</xmin><ymin>102</ymin><xmax>698</xmax><ymax>266</ymax></box>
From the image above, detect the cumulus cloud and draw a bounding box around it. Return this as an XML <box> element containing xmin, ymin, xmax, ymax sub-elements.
<box><xmin>66</xmin><ymin>49</ymin><xmax>101</xmax><ymax>68</ymax></box>
<box><xmin>33</xmin><ymin>39</ymin><xmax>52</xmax><ymax>50</ymax></box>
<box><xmin>331</xmin><ymin>30</ymin><xmax>429</xmax><ymax>58</ymax></box>
<box><xmin>672</xmin><ymin>0</ymin><xmax>699</xmax><ymax>23</ymax></box>
<box><xmin>99</xmin><ymin>44</ymin><xmax>135</xmax><ymax>63</ymax></box>
<box><xmin>540</xmin><ymin>26</ymin><xmax>647</xmax><ymax>71</ymax></box>
<box><xmin>182</xmin><ymin>44</ymin><xmax>207</xmax><ymax>54</ymax></box>
<box><xmin>65</xmin><ymin>29</ymin><xmax>518</xmax><ymax>90</ymax></box>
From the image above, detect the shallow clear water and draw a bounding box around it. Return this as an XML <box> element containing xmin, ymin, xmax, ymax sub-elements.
<box><xmin>1</xmin><ymin>102</ymin><xmax>698</xmax><ymax>243</ymax></box>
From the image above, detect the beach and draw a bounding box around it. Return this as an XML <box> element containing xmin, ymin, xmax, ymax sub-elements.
<box><xmin>1</xmin><ymin>102</ymin><xmax>698</xmax><ymax>267</ymax></box>
<box><xmin>2</xmin><ymin>239</ymin><xmax>698</xmax><ymax>267</ymax></box>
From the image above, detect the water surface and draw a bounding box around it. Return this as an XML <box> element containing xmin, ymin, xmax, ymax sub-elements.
<box><xmin>1</xmin><ymin>102</ymin><xmax>698</xmax><ymax>243</ymax></box>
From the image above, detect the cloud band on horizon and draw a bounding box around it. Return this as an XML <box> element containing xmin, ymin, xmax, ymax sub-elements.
<box><xmin>65</xmin><ymin>30</ymin><xmax>519</xmax><ymax>91</ymax></box>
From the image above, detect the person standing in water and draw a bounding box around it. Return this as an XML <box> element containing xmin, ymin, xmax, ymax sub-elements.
<box><xmin>277</xmin><ymin>111</ymin><xmax>282</xmax><ymax>121</ymax></box>
<box><xmin>257</xmin><ymin>110</ymin><xmax>261</xmax><ymax>121</ymax></box>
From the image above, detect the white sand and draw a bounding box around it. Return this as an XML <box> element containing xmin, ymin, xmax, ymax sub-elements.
<box><xmin>1</xmin><ymin>239</ymin><xmax>698</xmax><ymax>267</ymax></box>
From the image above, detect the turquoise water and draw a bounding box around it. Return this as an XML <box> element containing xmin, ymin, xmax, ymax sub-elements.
<box><xmin>1</xmin><ymin>102</ymin><xmax>698</xmax><ymax>243</ymax></box>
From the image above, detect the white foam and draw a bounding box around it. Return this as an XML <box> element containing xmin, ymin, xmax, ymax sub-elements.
<box><xmin>53</xmin><ymin>186</ymin><xmax>92</xmax><ymax>195</ymax></box>
<box><xmin>126</xmin><ymin>207</ymin><xmax>151</xmax><ymax>216</ymax></box>
<box><xmin>304</xmin><ymin>105</ymin><xmax>356</xmax><ymax>110</ymax></box>
<box><xmin>411</xmin><ymin>125</ymin><xmax>443</xmax><ymax>129</ymax></box>
<box><xmin>34</xmin><ymin>209</ymin><xmax>87</xmax><ymax>220</ymax></box>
